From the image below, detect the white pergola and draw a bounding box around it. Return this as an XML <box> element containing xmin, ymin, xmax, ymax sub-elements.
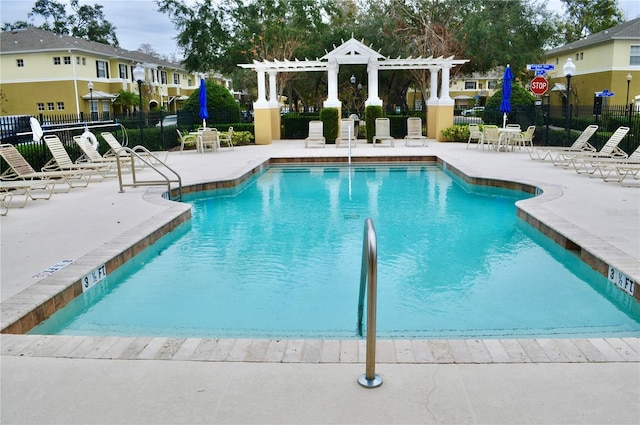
<box><xmin>238</xmin><ymin>37</ymin><xmax>469</xmax><ymax>110</ymax></box>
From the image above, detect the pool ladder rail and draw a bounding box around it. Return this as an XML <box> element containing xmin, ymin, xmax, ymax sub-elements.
<box><xmin>357</xmin><ymin>218</ymin><xmax>383</xmax><ymax>388</ymax></box>
<box><xmin>115</xmin><ymin>146</ymin><xmax>183</xmax><ymax>201</ymax></box>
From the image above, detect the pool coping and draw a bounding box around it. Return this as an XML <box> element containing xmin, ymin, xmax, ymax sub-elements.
<box><xmin>1</xmin><ymin>154</ymin><xmax>639</xmax><ymax>364</ymax></box>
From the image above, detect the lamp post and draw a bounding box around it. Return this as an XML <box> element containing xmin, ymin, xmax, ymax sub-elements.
<box><xmin>626</xmin><ymin>73</ymin><xmax>633</xmax><ymax>128</ymax></box>
<box><xmin>132</xmin><ymin>63</ymin><xmax>145</xmax><ymax>143</ymax></box>
<box><xmin>562</xmin><ymin>58</ymin><xmax>576</xmax><ymax>145</ymax></box>
<box><xmin>88</xmin><ymin>81</ymin><xmax>94</xmax><ymax>121</ymax></box>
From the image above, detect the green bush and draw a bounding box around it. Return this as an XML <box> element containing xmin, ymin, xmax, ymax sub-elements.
<box><xmin>320</xmin><ymin>108</ymin><xmax>339</xmax><ymax>143</ymax></box>
<box><xmin>365</xmin><ymin>105</ymin><xmax>383</xmax><ymax>142</ymax></box>
<box><xmin>181</xmin><ymin>80</ymin><xmax>240</xmax><ymax>125</ymax></box>
<box><xmin>282</xmin><ymin>114</ymin><xmax>319</xmax><ymax>138</ymax></box>
<box><xmin>441</xmin><ymin>124</ymin><xmax>472</xmax><ymax>142</ymax></box>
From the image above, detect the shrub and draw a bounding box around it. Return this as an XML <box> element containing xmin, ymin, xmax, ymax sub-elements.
<box><xmin>181</xmin><ymin>80</ymin><xmax>240</xmax><ymax>125</ymax></box>
<box><xmin>320</xmin><ymin>108</ymin><xmax>339</xmax><ymax>143</ymax></box>
<box><xmin>440</xmin><ymin>124</ymin><xmax>471</xmax><ymax>142</ymax></box>
<box><xmin>365</xmin><ymin>105</ymin><xmax>383</xmax><ymax>142</ymax></box>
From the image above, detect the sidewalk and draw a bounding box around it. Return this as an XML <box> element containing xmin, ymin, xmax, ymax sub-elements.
<box><xmin>1</xmin><ymin>140</ymin><xmax>639</xmax><ymax>424</ymax></box>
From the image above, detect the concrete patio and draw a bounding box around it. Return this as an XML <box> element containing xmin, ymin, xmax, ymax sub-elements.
<box><xmin>1</xmin><ymin>140</ymin><xmax>639</xmax><ymax>424</ymax></box>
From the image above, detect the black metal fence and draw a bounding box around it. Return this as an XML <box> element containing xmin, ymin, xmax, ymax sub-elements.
<box><xmin>454</xmin><ymin>103</ymin><xmax>639</xmax><ymax>155</ymax></box>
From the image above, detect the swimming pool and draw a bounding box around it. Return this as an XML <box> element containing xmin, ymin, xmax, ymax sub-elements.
<box><xmin>30</xmin><ymin>164</ymin><xmax>640</xmax><ymax>339</ymax></box>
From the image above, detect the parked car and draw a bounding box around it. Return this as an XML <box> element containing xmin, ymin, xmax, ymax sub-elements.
<box><xmin>155</xmin><ymin>115</ymin><xmax>177</xmax><ymax>127</ymax></box>
<box><xmin>461</xmin><ymin>106</ymin><xmax>485</xmax><ymax>116</ymax></box>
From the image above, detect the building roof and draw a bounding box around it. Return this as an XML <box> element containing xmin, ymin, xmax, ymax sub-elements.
<box><xmin>0</xmin><ymin>27</ymin><xmax>184</xmax><ymax>70</ymax></box>
<box><xmin>546</xmin><ymin>17</ymin><xmax>640</xmax><ymax>56</ymax></box>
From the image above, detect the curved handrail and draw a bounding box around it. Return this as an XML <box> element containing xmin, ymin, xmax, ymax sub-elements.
<box><xmin>115</xmin><ymin>146</ymin><xmax>183</xmax><ymax>201</ymax></box>
<box><xmin>357</xmin><ymin>218</ymin><xmax>382</xmax><ymax>388</ymax></box>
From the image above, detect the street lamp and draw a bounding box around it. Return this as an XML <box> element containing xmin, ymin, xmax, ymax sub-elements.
<box><xmin>87</xmin><ymin>81</ymin><xmax>94</xmax><ymax>121</ymax></box>
<box><xmin>626</xmin><ymin>73</ymin><xmax>633</xmax><ymax>127</ymax></box>
<box><xmin>132</xmin><ymin>63</ymin><xmax>145</xmax><ymax>143</ymax></box>
<box><xmin>562</xmin><ymin>58</ymin><xmax>576</xmax><ymax>145</ymax></box>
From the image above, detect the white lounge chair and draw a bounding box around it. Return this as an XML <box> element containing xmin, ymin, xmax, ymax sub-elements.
<box><xmin>305</xmin><ymin>121</ymin><xmax>326</xmax><ymax>148</ymax></box>
<box><xmin>528</xmin><ymin>125</ymin><xmax>598</xmax><ymax>161</ymax></box>
<box><xmin>335</xmin><ymin>119</ymin><xmax>356</xmax><ymax>148</ymax></box>
<box><xmin>101</xmin><ymin>132</ymin><xmax>168</xmax><ymax>163</ymax></box>
<box><xmin>372</xmin><ymin>118</ymin><xmax>394</xmax><ymax>147</ymax></box>
<box><xmin>221</xmin><ymin>126</ymin><xmax>235</xmax><ymax>150</ymax></box>
<box><xmin>404</xmin><ymin>117</ymin><xmax>428</xmax><ymax>147</ymax></box>
<box><xmin>42</xmin><ymin>135</ymin><xmax>114</xmax><ymax>179</ymax></box>
<box><xmin>571</xmin><ymin>144</ymin><xmax>640</xmax><ymax>178</ymax></box>
<box><xmin>0</xmin><ymin>143</ymin><xmax>89</xmax><ymax>191</ymax></box>
<box><xmin>553</xmin><ymin>126</ymin><xmax>630</xmax><ymax>167</ymax></box>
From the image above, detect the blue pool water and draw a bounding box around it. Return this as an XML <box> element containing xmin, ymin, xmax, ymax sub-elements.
<box><xmin>31</xmin><ymin>164</ymin><xmax>640</xmax><ymax>339</ymax></box>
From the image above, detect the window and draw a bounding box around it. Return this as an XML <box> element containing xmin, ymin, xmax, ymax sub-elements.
<box><xmin>631</xmin><ymin>46</ymin><xmax>640</xmax><ymax>66</ymax></box>
<box><xmin>16</xmin><ymin>59</ymin><xmax>24</xmax><ymax>67</ymax></box>
<box><xmin>575</xmin><ymin>52</ymin><xmax>584</xmax><ymax>61</ymax></box>
<box><xmin>488</xmin><ymin>81</ymin><xmax>497</xmax><ymax>89</ymax></box>
<box><xmin>478</xmin><ymin>83</ymin><xmax>483</xmax><ymax>90</ymax></box>
<box><xmin>64</xmin><ymin>56</ymin><xmax>71</xmax><ymax>65</ymax></box>
<box><xmin>96</xmin><ymin>60</ymin><xmax>109</xmax><ymax>78</ymax></box>
<box><xmin>82</xmin><ymin>57</ymin><xmax>86</xmax><ymax>65</ymax></box>
<box><xmin>53</xmin><ymin>57</ymin><xmax>61</xmax><ymax>65</ymax></box>
<box><xmin>47</xmin><ymin>102</ymin><xmax>54</xmax><ymax>111</ymax></box>
<box><xmin>37</xmin><ymin>103</ymin><xmax>44</xmax><ymax>111</ymax></box>
<box><xmin>77</xmin><ymin>57</ymin><xmax>81</xmax><ymax>65</ymax></box>
<box><xmin>173</xmin><ymin>73</ymin><xmax>180</xmax><ymax>84</ymax></box>
<box><xmin>119</xmin><ymin>64</ymin><xmax>128</xmax><ymax>79</ymax></box>
<box><xmin>57</xmin><ymin>102</ymin><xmax>65</xmax><ymax>110</ymax></box>
<box><xmin>465</xmin><ymin>81</ymin><xmax>477</xmax><ymax>90</ymax></box>
<box><xmin>160</xmin><ymin>70</ymin><xmax>167</xmax><ymax>84</ymax></box>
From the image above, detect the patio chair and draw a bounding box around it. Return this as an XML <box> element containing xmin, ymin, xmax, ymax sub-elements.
<box><xmin>221</xmin><ymin>127</ymin><xmax>235</xmax><ymax>150</ymax></box>
<box><xmin>305</xmin><ymin>121</ymin><xmax>326</xmax><ymax>148</ymax></box>
<box><xmin>335</xmin><ymin>119</ymin><xmax>356</xmax><ymax>148</ymax></box>
<box><xmin>481</xmin><ymin>125</ymin><xmax>500</xmax><ymax>151</ymax></box>
<box><xmin>372</xmin><ymin>118</ymin><xmax>395</xmax><ymax>147</ymax></box>
<box><xmin>517</xmin><ymin>126</ymin><xmax>536</xmax><ymax>149</ymax></box>
<box><xmin>552</xmin><ymin>126</ymin><xmax>629</xmax><ymax>167</ymax></box>
<box><xmin>404</xmin><ymin>117</ymin><xmax>428</xmax><ymax>147</ymax></box>
<box><xmin>528</xmin><ymin>125</ymin><xmax>598</xmax><ymax>161</ymax></box>
<box><xmin>42</xmin><ymin>135</ymin><xmax>114</xmax><ymax>179</ymax></box>
<box><xmin>177</xmin><ymin>129</ymin><xmax>198</xmax><ymax>152</ymax></box>
<box><xmin>101</xmin><ymin>132</ymin><xmax>168</xmax><ymax>163</ymax></box>
<box><xmin>198</xmin><ymin>127</ymin><xmax>220</xmax><ymax>152</ymax></box>
<box><xmin>466</xmin><ymin>124</ymin><xmax>483</xmax><ymax>149</ymax></box>
<box><xmin>0</xmin><ymin>143</ymin><xmax>90</xmax><ymax>191</ymax></box>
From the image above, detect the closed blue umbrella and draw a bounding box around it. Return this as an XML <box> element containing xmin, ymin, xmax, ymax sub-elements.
<box><xmin>499</xmin><ymin>64</ymin><xmax>514</xmax><ymax>127</ymax></box>
<box><xmin>199</xmin><ymin>78</ymin><xmax>208</xmax><ymax>127</ymax></box>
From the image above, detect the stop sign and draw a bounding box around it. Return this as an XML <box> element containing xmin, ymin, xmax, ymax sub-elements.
<box><xmin>530</xmin><ymin>76</ymin><xmax>549</xmax><ymax>96</ymax></box>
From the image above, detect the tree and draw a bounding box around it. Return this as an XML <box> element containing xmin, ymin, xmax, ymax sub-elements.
<box><xmin>560</xmin><ymin>0</ymin><xmax>625</xmax><ymax>43</ymax></box>
<box><xmin>113</xmin><ymin>90</ymin><xmax>137</xmax><ymax>116</ymax></box>
<box><xmin>181</xmin><ymin>80</ymin><xmax>240</xmax><ymax>125</ymax></box>
<box><xmin>3</xmin><ymin>0</ymin><xmax>119</xmax><ymax>46</ymax></box>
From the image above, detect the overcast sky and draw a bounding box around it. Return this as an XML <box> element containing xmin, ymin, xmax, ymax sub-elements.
<box><xmin>2</xmin><ymin>0</ymin><xmax>640</xmax><ymax>59</ymax></box>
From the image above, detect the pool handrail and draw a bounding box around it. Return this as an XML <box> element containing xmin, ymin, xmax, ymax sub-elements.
<box><xmin>357</xmin><ymin>218</ymin><xmax>382</xmax><ymax>388</ymax></box>
<box><xmin>115</xmin><ymin>146</ymin><xmax>183</xmax><ymax>201</ymax></box>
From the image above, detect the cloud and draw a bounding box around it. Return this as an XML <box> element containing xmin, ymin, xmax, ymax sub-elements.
<box><xmin>1</xmin><ymin>0</ymin><xmax>180</xmax><ymax>56</ymax></box>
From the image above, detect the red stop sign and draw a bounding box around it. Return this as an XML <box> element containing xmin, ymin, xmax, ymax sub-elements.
<box><xmin>530</xmin><ymin>76</ymin><xmax>548</xmax><ymax>95</ymax></box>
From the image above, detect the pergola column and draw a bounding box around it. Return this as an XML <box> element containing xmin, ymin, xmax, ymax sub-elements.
<box><xmin>426</xmin><ymin>67</ymin><xmax>439</xmax><ymax>139</ymax></box>
<box><xmin>430</xmin><ymin>65</ymin><xmax>454</xmax><ymax>142</ymax></box>
<box><xmin>253</xmin><ymin>69</ymin><xmax>273</xmax><ymax>144</ymax></box>
<box><xmin>324</xmin><ymin>60</ymin><xmax>341</xmax><ymax>108</ymax></box>
<box><xmin>365</xmin><ymin>61</ymin><xmax>382</xmax><ymax>106</ymax></box>
<box><xmin>268</xmin><ymin>70</ymin><xmax>281</xmax><ymax>140</ymax></box>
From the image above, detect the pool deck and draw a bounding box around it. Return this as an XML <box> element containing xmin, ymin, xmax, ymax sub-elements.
<box><xmin>1</xmin><ymin>140</ymin><xmax>639</xmax><ymax>424</ymax></box>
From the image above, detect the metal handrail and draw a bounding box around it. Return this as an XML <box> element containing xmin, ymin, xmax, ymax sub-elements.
<box><xmin>357</xmin><ymin>218</ymin><xmax>383</xmax><ymax>388</ymax></box>
<box><xmin>115</xmin><ymin>146</ymin><xmax>183</xmax><ymax>201</ymax></box>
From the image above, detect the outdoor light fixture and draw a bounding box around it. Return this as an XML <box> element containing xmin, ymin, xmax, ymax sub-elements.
<box><xmin>350</xmin><ymin>74</ymin><xmax>356</xmax><ymax>85</ymax></box>
<box><xmin>88</xmin><ymin>81</ymin><xmax>94</xmax><ymax>121</ymax></box>
<box><xmin>133</xmin><ymin>63</ymin><xmax>145</xmax><ymax>143</ymax></box>
<box><xmin>563</xmin><ymin>58</ymin><xmax>576</xmax><ymax>145</ymax></box>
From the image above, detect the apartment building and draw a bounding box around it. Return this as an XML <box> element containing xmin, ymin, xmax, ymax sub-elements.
<box><xmin>0</xmin><ymin>27</ymin><xmax>201</xmax><ymax>119</ymax></box>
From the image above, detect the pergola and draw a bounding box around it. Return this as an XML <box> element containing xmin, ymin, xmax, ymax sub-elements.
<box><xmin>239</xmin><ymin>38</ymin><xmax>469</xmax><ymax>143</ymax></box>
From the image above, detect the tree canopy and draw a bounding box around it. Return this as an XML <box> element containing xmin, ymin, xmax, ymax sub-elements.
<box><xmin>2</xmin><ymin>0</ymin><xmax>119</xmax><ymax>46</ymax></box>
